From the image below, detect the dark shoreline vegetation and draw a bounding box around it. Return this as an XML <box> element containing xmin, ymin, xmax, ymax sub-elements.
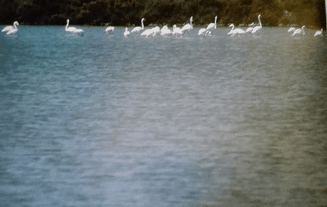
<box><xmin>0</xmin><ymin>0</ymin><xmax>326</xmax><ymax>29</ymax></box>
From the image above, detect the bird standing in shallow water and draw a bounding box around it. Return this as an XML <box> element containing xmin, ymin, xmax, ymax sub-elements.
<box><xmin>124</xmin><ymin>28</ymin><xmax>130</xmax><ymax>37</ymax></box>
<box><xmin>141</xmin><ymin>28</ymin><xmax>154</xmax><ymax>37</ymax></box>
<box><xmin>228</xmin><ymin>24</ymin><xmax>245</xmax><ymax>37</ymax></box>
<box><xmin>245</xmin><ymin>22</ymin><xmax>255</xmax><ymax>33</ymax></box>
<box><xmin>198</xmin><ymin>28</ymin><xmax>211</xmax><ymax>36</ymax></box>
<box><xmin>206</xmin><ymin>16</ymin><xmax>217</xmax><ymax>32</ymax></box>
<box><xmin>131</xmin><ymin>18</ymin><xmax>145</xmax><ymax>33</ymax></box>
<box><xmin>198</xmin><ymin>28</ymin><xmax>207</xmax><ymax>35</ymax></box>
<box><xmin>288</xmin><ymin>27</ymin><xmax>295</xmax><ymax>32</ymax></box>
<box><xmin>181</xmin><ymin>16</ymin><xmax>193</xmax><ymax>34</ymax></box>
<box><xmin>292</xmin><ymin>26</ymin><xmax>305</xmax><ymax>36</ymax></box>
<box><xmin>105</xmin><ymin>26</ymin><xmax>114</xmax><ymax>33</ymax></box>
<box><xmin>252</xmin><ymin>14</ymin><xmax>262</xmax><ymax>34</ymax></box>
<box><xmin>172</xmin><ymin>25</ymin><xmax>183</xmax><ymax>36</ymax></box>
<box><xmin>314</xmin><ymin>28</ymin><xmax>323</xmax><ymax>37</ymax></box>
<box><xmin>161</xmin><ymin>26</ymin><xmax>172</xmax><ymax>36</ymax></box>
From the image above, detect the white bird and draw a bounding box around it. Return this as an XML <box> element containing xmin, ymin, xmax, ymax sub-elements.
<box><xmin>198</xmin><ymin>28</ymin><xmax>207</xmax><ymax>35</ymax></box>
<box><xmin>124</xmin><ymin>27</ymin><xmax>130</xmax><ymax>37</ymax></box>
<box><xmin>141</xmin><ymin>28</ymin><xmax>155</xmax><ymax>37</ymax></box>
<box><xmin>153</xmin><ymin>26</ymin><xmax>160</xmax><ymax>36</ymax></box>
<box><xmin>206</xmin><ymin>31</ymin><xmax>212</xmax><ymax>36</ymax></box>
<box><xmin>6</xmin><ymin>27</ymin><xmax>18</xmax><ymax>35</ymax></box>
<box><xmin>314</xmin><ymin>28</ymin><xmax>323</xmax><ymax>37</ymax></box>
<box><xmin>131</xmin><ymin>18</ymin><xmax>145</xmax><ymax>33</ymax></box>
<box><xmin>245</xmin><ymin>22</ymin><xmax>255</xmax><ymax>33</ymax></box>
<box><xmin>140</xmin><ymin>26</ymin><xmax>160</xmax><ymax>37</ymax></box>
<box><xmin>105</xmin><ymin>26</ymin><xmax>114</xmax><ymax>33</ymax></box>
<box><xmin>65</xmin><ymin>19</ymin><xmax>83</xmax><ymax>34</ymax></box>
<box><xmin>172</xmin><ymin>25</ymin><xmax>183</xmax><ymax>36</ymax></box>
<box><xmin>227</xmin><ymin>24</ymin><xmax>245</xmax><ymax>36</ymax></box>
<box><xmin>246</xmin><ymin>27</ymin><xmax>253</xmax><ymax>33</ymax></box>
<box><xmin>161</xmin><ymin>25</ymin><xmax>167</xmax><ymax>32</ymax></box>
<box><xmin>2</xmin><ymin>21</ymin><xmax>19</xmax><ymax>33</ymax></box>
<box><xmin>161</xmin><ymin>26</ymin><xmax>172</xmax><ymax>36</ymax></box>
<box><xmin>151</xmin><ymin>26</ymin><xmax>160</xmax><ymax>36</ymax></box>
<box><xmin>7</xmin><ymin>22</ymin><xmax>18</xmax><ymax>34</ymax></box>
<box><xmin>252</xmin><ymin>14</ymin><xmax>262</xmax><ymax>34</ymax></box>
<box><xmin>198</xmin><ymin>28</ymin><xmax>211</xmax><ymax>36</ymax></box>
<box><xmin>292</xmin><ymin>25</ymin><xmax>305</xmax><ymax>36</ymax></box>
<box><xmin>181</xmin><ymin>16</ymin><xmax>193</xmax><ymax>33</ymax></box>
<box><xmin>206</xmin><ymin>16</ymin><xmax>217</xmax><ymax>31</ymax></box>
<box><xmin>288</xmin><ymin>27</ymin><xmax>296</xmax><ymax>32</ymax></box>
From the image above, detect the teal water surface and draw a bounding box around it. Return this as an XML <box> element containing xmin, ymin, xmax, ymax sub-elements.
<box><xmin>1</xmin><ymin>26</ymin><xmax>327</xmax><ymax>206</ymax></box>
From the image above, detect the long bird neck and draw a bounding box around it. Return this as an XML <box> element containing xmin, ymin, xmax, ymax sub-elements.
<box><xmin>214</xmin><ymin>17</ymin><xmax>217</xmax><ymax>29</ymax></box>
<box><xmin>258</xmin><ymin>16</ymin><xmax>262</xmax><ymax>27</ymax></box>
<box><xmin>141</xmin><ymin>19</ymin><xmax>144</xmax><ymax>29</ymax></box>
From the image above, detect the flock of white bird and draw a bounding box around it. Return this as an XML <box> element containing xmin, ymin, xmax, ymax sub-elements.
<box><xmin>288</xmin><ymin>25</ymin><xmax>323</xmax><ymax>37</ymax></box>
<box><xmin>1</xmin><ymin>15</ymin><xmax>324</xmax><ymax>37</ymax></box>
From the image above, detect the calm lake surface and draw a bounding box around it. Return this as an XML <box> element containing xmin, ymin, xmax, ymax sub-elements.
<box><xmin>1</xmin><ymin>26</ymin><xmax>327</xmax><ymax>206</ymax></box>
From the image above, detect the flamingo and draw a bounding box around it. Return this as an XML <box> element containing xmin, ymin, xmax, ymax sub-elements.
<box><xmin>141</xmin><ymin>26</ymin><xmax>158</xmax><ymax>37</ymax></box>
<box><xmin>172</xmin><ymin>25</ymin><xmax>183</xmax><ymax>36</ymax></box>
<box><xmin>252</xmin><ymin>14</ymin><xmax>262</xmax><ymax>34</ymax></box>
<box><xmin>206</xmin><ymin>31</ymin><xmax>212</xmax><ymax>36</ymax></box>
<box><xmin>288</xmin><ymin>27</ymin><xmax>296</xmax><ymax>32</ymax></box>
<box><xmin>198</xmin><ymin>28</ymin><xmax>207</xmax><ymax>35</ymax></box>
<box><xmin>292</xmin><ymin>25</ymin><xmax>305</xmax><ymax>36</ymax></box>
<box><xmin>141</xmin><ymin>29</ymin><xmax>153</xmax><ymax>37</ymax></box>
<box><xmin>131</xmin><ymin>18</ymin><xmax>145</xmax><ymax>33</ymax></box>
<box><xmin>245</xmin><ymin>22</ymin><xmax>255</xmax><ymax>33</ymax></box>
<box><xmin>124</xmin><ymin>27</ymin><xmax>130</xmax><ymax>37</ymax></box>
<box><xmin>105</xmin><ymin>26</ymin><xmax>114</xmax><ymax>33</ymax></box>
<box><xmin>198</xmin><ymin>28</ymin><xmax>211</xmax><ymax>36</ymax></box>
<box><xmin>2</xmin><ymin>21</ymin><xmax>19</xmax><ymax>33</ymax></box>
<box><xmin>65</xmin><ymin>19</ymin><xmax>83</xmax><ymax>34</ymax></box>
<box><xmin>314</xmin><ymin>28</ymin><xmax>323</xmax><ymax>37</ymax></box>
<box><xmin>161</xmin><ymin>26</ymin><xmax>172</xmax><ymax>36</ymax></box>
<box><xmin>181</xmin><ymin>16</ymin><xmax>193</xmax><ymax>33</ymax></box>
<box><xmin>206</xmin><ymin>16</ymin><xmax>217</xmax><ymax>31</ymax></box>
<box><xmin>228</xmin><ymin>24</ymin><xmax>245</xmax><ymax>37</ymax></box>
<box><xmin>150</xmin><ymin>26</ymin><xmax>160</xmax><ymax>36</ymax></box>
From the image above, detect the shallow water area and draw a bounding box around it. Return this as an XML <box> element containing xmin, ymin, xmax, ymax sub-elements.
<box><xmin>1</xmin><ymin>26</ymin><xmax>327</xmax><ymax>206</ymax></box>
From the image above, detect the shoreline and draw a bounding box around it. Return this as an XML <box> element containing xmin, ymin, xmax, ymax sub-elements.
<box><xmin>0</xmin><ymin>24</ymin><xmax>305</xmax><ymax>28</ymax></box>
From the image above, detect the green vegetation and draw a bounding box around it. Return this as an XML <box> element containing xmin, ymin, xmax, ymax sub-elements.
<box><xmin>0</xmin><ymin>0</ymin><xmax>325</xmax><ymax>29</ymax></box>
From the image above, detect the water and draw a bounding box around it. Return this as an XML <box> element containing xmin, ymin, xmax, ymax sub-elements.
<box><xmin>1</xmin><ymin>26</ymin><xmax>327</xmax><ymax>206</ymax></box>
